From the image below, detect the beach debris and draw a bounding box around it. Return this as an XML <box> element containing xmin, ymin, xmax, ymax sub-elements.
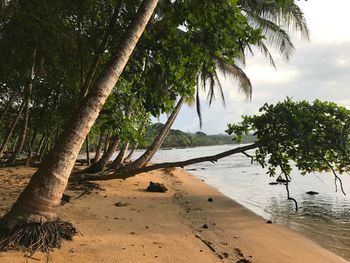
<box><xmin>60</xmin><ymin>194</ymin><xmax>71</xmax><ymax>206</ymax></box>
<box><xmin>207</xmin><ymin>197</ymin><xmax>213</xmax><ymax>202</ymax></box>
<box><xmin>234</xmin><ymin>247</ymin><xmax>252</xmax><ymax>263</ymax></box>
<box><xmin>235</xmin><ymin>248</ymin><xmax>244</xmax><ymax>257</ymax></box>
<box><xmin>266</xmin><ymin>220</ymin><xmax>272</xmax><ymax>224</ymax></box>
<box><xmin>268</xmin><ymin>182</ymin><xmax>279</xmax><ymax>185</ymax></box>
<box><xmin>146</xmin><ymin>182</ymin><xmax>168</xmax><ymax>193</ymax></box>
<box><xmin>114</xmin><ymin>202</ymin><xmax>129</xmax><ymax>207</ymax></box>
<box><xmin>68</xmin><ymin>181</ymin><xmax>104</xmax><ymax>200</ymax></box>
<box><xmin>194</xmin><ymin>234</ymin><xmax>216</xmax><ymax>253</ymax></box>
<box><xmin>306</xmin><ymin>191</ymin><xmax>319</xmax><ymax>195</ymax></box>
<box><xmin>202</xmin><ymin>224</ymin><xmax>209</xmax><ymax>229</ymax></box>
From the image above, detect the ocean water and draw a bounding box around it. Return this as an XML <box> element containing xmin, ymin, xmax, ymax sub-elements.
<box><xmin>129</xmin><ymin>144</ymin><xmax>350</xmax><ymax>261</ymax></box>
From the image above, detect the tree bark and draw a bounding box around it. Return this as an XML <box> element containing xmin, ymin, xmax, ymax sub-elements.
<box><xmin>26</xmin><ymin>126</ymin><xmax>33</xmax><ymax>166</ymax></box>
<box><xmin>103</xmin><ymin>132</ymin><xmax>111</xmax><ymax>153</ymax></box>
<box><xmin>85</xmin><ymin>135</ymin><xmax>91</xmax><ymax>166</ymax></box>
<box><xmin>92</xmin><ymin>132</ymin><xmax>104</xmax><ymax>163</ymax></box>
<box><xmin>38</xmin><ymin>136</ymin><xmax>49</xmax><ymax>162</ymax></box>
<box><xmin>0</xmin><ymin>101</ymin><xmax>25</xmax><ymax>157</ymax></box>
<box><xmin>120</xmin><ymin>97</ymin><xmax>184</xmax><ymax>172</ymax></box>
<box><xmin>8</xmin><ymin>49</ymin><xmax>36</xmax><ymax>166</ymax></box>
<box><xmin>0</xmin><ymin>0</ymin><xmax>158</xmax><ymax>229</ymax></box>
<box><xmin>109</xmin><ymin>140</ymin><xmax>129</xmax><ymax>170</ymax></box>
<box><xmin>35</xmin><ymin>135</ymin><xmax>45</xmax><ymax>156</ymax></box>
<box><xmin>123</xmin><ymin>142</ymin><xmax>138</xmax><ymax>163</ymax></box>
<box><xmin>77</xmin><ymin>143</ymin><xmax>261</xmax><ymax>181</ymax></box>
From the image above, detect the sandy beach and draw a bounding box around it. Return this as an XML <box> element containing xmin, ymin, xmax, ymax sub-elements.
<box><xmin>0</xmin><ymin>166</ymin><xmax>348</xmax><ymax>263</ymax></box>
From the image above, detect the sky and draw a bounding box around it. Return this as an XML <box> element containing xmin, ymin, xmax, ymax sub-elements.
<box><xmin>155</xmin><ymin>0</ymin><xmax>350</xmax><ymax>134</ymax></box>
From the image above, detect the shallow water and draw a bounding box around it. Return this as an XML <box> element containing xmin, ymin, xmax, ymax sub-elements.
<box><xmin>130</xmin><ymin>144</ymin><xmax>350</xmax><ymax>261</ymax></box>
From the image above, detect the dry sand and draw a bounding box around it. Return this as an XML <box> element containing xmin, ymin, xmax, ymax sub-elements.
<box><xmin>0</xmin><ymin>166</ymin><xmax>348</xmax><ymax>263</ymax></box>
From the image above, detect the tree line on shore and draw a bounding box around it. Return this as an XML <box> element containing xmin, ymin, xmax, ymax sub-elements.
<box><xmin>3</xmin><ymin>0</ymin><xmax>348</xmax><ymax>254</ymax></box>
<box><xmin>139</xmin><ymin>123</ymin><xmax>235</xmax><ymax>148</ymax></box>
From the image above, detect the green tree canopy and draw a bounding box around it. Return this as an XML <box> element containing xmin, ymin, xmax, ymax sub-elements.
<box><xmin>227</xmin><ymin>98</ymin><xmax>350</xmax><ymax>195</ymax></box>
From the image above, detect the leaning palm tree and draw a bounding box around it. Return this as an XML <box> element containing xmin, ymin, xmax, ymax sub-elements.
<box><xmin>0</xmin><ymin>0</ymin><xmax>159</xmax><ymax>251</ymax></box>
<box><xmin>120</xmin><ymin>0</ymin><xmax>309</xmax><ymax>174</ymax></box>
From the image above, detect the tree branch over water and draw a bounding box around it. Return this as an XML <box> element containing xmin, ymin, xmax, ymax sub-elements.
<box><xmin>76</xmin><ymin>142</ymin><xmax>261</xmax><ymax>181</ymax></box>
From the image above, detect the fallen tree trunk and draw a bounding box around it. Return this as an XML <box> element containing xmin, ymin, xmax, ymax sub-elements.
<box><xmin>75</xmin><ymin>142</ymin><xmax>260</xmax><ymax>181</ymax></box>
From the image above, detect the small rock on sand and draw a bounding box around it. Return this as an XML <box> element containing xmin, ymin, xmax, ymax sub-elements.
<box><xmin>146</xmin><ymin>182</ymin><xmax>168</xmax><ymax>193</ymax></box>
<box><xmin>114</xmin><ymin>202</ymin><xmax>129</xmax><ymax>207</ymax></box>
<box><xmin>306</xmin><ymin>191</ymin><xmax>319</xmax><ymax>195</ymax></box>
<box><xmin>61</xmin><ymin>194</ymin><xmax>71</xmax><ymax>205</ymax></box>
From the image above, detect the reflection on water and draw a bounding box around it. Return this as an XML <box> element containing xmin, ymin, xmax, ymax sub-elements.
<box><xmin>134</xmin><ymin>144</ymin><xmax>350</xmax><ymax>261</ymax></box>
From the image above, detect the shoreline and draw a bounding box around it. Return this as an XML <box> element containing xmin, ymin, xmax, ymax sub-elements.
<box><xmin>0</xmin><ymin>166</ymin><xmax>348</xmax><ymax>262</ymax></box>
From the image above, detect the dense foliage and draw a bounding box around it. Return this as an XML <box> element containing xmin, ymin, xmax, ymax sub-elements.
<box><xmin>0</xmin><ymin>0</ymin><xmax>266</xmax><ymax>164</ymax></box>
<box><xmin>227</xmin><ymin>98</ymin><xmax>350</xmax><ymax>181</ymax></box>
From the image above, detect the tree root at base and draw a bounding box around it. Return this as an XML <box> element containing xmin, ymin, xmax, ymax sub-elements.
<box><xmin>0</xmin><ymin>219</ymin><xmax>76</xmax><ymax>252</ymax></box>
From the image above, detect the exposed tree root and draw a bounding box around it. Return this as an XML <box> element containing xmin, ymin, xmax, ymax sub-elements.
<box><xmin>0</xmin><ymin>219</ymin><xmax>76</xmax><ymax>252</ymax></box>
<box><xmin>67</xmin><ymin>180</ymin><xmax>105</xmax><ymax>200</ymax></box>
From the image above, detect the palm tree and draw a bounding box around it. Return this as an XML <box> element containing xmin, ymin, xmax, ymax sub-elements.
<box><xmin>8</xmin><ymin>49</ymin><xmax>36</xmax><ymax>165</ymax></box>
<box><xmin>84</xmin><ymin>136</ymin><xmax>121</xmax><ymax>173</ymax></box>
<box><xmin>0</xmin><ymin>0</ymin><xmax>159</xmax><ymax>251</ymax></box>
<box><xmin>119</xmin><ymin>0</ymin><xmax>309</xmax><ymax>174</ymax></box>
<box><xmin>196</xmin><ymin>0</ymin><xmax>309</xmax><ymax>123</ymax></box>
<box><xmin>120</xmin><ymin>96</ymin><xmax>184</xmax><ymax>172</ymax></box>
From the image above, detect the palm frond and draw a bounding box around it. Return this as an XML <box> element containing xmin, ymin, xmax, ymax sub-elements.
<box><xmin>215</xmin><ymin>56</ymin><xmax>252</xmax><ymax>100</ymax></box>
<box><xmin>195</xmin><ymin>77</ymin><xmax>203</xmax><ymax>128</ymax></box>
<box><xmin>239</xmin><ymin>0</ymin><xmax>309</xmax><ymax>39</ymax></box>
<box><xmin>213</xmin><ymin>70</ymin><xmax>226</xmax><ymax>107</ymax></box>
<box><xmin>245</xmin><ymin>11</ymin><xmax>295</xmax><ymax>60</ymax></box>
<box><xmin>255</xmin><ymin>40</ymin><xmax>277</xmax><ymax>69</ymax></box>
<box><xmin>206</xmin><ymin>73</ymin><xmax>215</xmax><ymax>106</ymax></box>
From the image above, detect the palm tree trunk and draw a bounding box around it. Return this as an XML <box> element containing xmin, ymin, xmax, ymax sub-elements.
<box><xmin>103</xmin><ymin>132</ymin><xmax>111</xmax><ymax>153</ymax></box>
<box><xmin>0</xmin><ymin>101</ymin><xmax>25</xmax><ymax>157</ymax></box>
<box><xmin>11</xmin><ymin>136</ymin><xmax>18</xmax><ymax>152</ymax></box>
<box><xmin>123</xmin><ymin>142</ymin><xmax>138</xmax><ymax>163</ymax></box>
<box><xmin>8</xmin><ymin>49</ymin><xmax>36</xmax><ymax>166</ymax></box>
<box><xmin>35</xmin><ymin>134</ymin><xmax>45</xmax><ymax>156</ymax></box>
<box><xmin>26</xmin><ymin>130</ymin><xmax>33</xmax><ymax>166</ymax></box>
<box><xmin>120</xmin><ymin>97</ymin><xmax>184</xmax><ymax>172</ymax></box>
<box><xmin>79</xmin><ymin>0</ymin><xmax>124</xmax><ymax>101</ymax></box>
<box><xmin>0</xmin><ymin>0</ymin><xmax>158</xmax><ymax>230</ymax></box>
<box><xmin>0</xmin><ymin>95</ymin><xmax>15</xmax><ymax>123</ymax></box>
<box><xmin>38</xmin><ymin>136</ymin><xmax>49</xmax><ymax>162</ymax></box>
<box><xmin>93</xmin><ymin>132</ymin><xmax>104</xmax><ymax>163</ymax></box>
<box><xmin>85</xmin><ymin>135</ymin><xmax>91</xmax><ymax>166</ymax></box>
<box><xmin>83</xmin><ymin>136</ymin><xmax>120</xmax><ymax>173</ymax></box>
<box><xmin>109</xmin><ymin>140</ymin><xmax>129</xmax><ymax>170</ymax></box>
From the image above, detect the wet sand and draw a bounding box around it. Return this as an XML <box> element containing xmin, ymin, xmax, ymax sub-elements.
<box><xmin>0</xmin><ymin>166</ymin><xmax>348</xmax><ymax>262</ymax></box>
